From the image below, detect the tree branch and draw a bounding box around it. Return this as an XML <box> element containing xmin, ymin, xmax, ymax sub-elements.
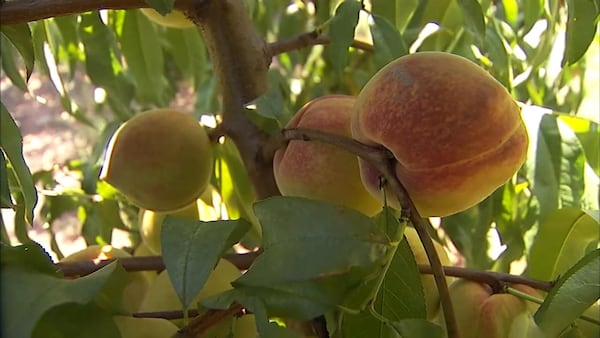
<box><xmin>267</xmin><ymin>30</ymin><xmax>374</xmax><ymax>56</ymax></box>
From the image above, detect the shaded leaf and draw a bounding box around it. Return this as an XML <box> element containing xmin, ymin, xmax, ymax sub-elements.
<box><xmin>120</xmin><ymin>10</ymin><xmax>166</xmax><ymax>105</ymax></box>
<box><xmin>1</xmin><ymin>244</ymin><xmax>121</xmax><ymax>338</ymax></box>
<box><xmin>161</xmin><ymin>218</ymin><xmax>251</xmax><ymax>308</ymax></box>
<box><xmin>328</xmin><ymin>0</ymin><xmax>362</xmax><ymax>75</ymax></box>
<box><xmin>0</xmin><ymin>103</ymin><xmax>37</xmax><ymax>225</ymax></box>
<box><xmin>457</xmin><ymin>0</ymin><xmax>486</xmax><ymax>43</ymax></box>
<box><xmin>369</xmin><ymin>14</ymin><xmax>408</xmax><ymax>69</ymax></box>
<box><xmin>1</xmin><ymin>36</ymin><xmax>28</xmax><ymax>91</ymax></box>
<box><xmin>144</xmin><ymin>0</ymin><xmax>175</xmax><ymax>15</ymax></box>
<box><xmin>563</xmin><ymin>0</ymin><xmax>600</xmax><ymax>65</ymax></box>
<box><xmin>0</xmin><ymin>23</ymin><xmax>34</xmax><ymax>80</ymax></box>
<box><xmin>31</xmin><ymin>302</ymin><xmax>119</xmax><ymax>338</ymax></box>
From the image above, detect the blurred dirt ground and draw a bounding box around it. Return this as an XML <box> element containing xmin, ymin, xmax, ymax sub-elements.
<box><xmin>1</xmin><ymin>70</ymin><xmax>196</xmax><ymax>261</ymax></box>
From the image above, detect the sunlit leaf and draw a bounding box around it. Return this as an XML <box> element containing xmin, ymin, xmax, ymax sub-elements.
<box><xmin>534</xmin><ymin>249</ymin><xmax>600</xmax><ymax>337</ymax></box>
<box><xmin>369</xmin><ymin>14</ymin><xmax>408</xmax><ymax>68</ymax></box>
<box><xmin>527</xmin><ymin>208</ymin><xmax>599</xmax><ymax>281</ymax></box>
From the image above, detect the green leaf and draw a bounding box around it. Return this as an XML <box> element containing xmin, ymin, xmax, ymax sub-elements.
<box><xmin>0</xmin><ymin>103</ymin><xmax>37</xmax><ymax>225</ymax></box>
<box><xmin>206</xmin><ymin>197</ymin><xmax>394</xmax><ymax>320</ymax></box>
<box><xmin>1</xmin><ymin>243</ymin><xmax>121</xmax><ymax>338</ymax></box>
<box><xmin>371</xmin><ymin>0</ymin><xmax>419</xmax><ymax>32</ymax></box>
<box><xmin>340</xmin><ymin>236</ymin><xmax>428</xmax><ymax>335</ymax></box>
<box><xmin>120</xmin><ymin>10</ymin><xmax>166</xmax><ymax>105</ymax></box>
<box><xmin>558</xmin><ymin>114</ymin><xmax>600</xmax><ymax>176</ymax></box>
<box><xmin>163</xmin><ymin>27</ymin><xmax>206</xmax><ymax>87</ymax></box>
<box><xmin>389</xmin><ymin>318</ymin><xmax>444</xmax><ymax>338</ymax></box>
<box><xmin>523</xmin><ymin>0</ymin><xmax>544</xmax><ymax>33</ymax></box>
<box><xmin>0</xmin><ymin>23</ymin><xmax>34</xmax><ymax>80</ymax></box>
<box><xmin>534</xmin><ymin>249</ymin><xmax>600</xmax><ymax>337</ymax></box>
<box><xmin>81</xmin><ymin>199</ymin><xmax>125</xmax><ymax>245</ymax></box>
<box><xmin>239</xmin><ymin>196</ymin><xmax>391</xmax><ymax>286</ymax></box>
<box><xmin>31</xmin><ymin>302</ymin><xmax>120</xmax><ymax>338</ymax></box>
<box><xmin>1</xmin><ymin>35</ymin><xmax>28</xmax><ymax>91</ymax></box>
<box><xmin>144</xmin><ymin>0</ymin><xmax>175</xmax><ymax>15</ymax></box>
<box><xmin>328</xmin><ymin>0</ymin><xmax>362</xmax><ymax>76</ymax></box>
<box><xmin>0</xmin><ymin>242</ymin><xmax>58</xmax><ymax>276</ymax></box>
<box><xmin>161</xmin><ymin>217</ymin><xmax>251</xmax><ymax>308</ymax></box>
<box><xmin>369</xmin><ymin>14</ymin><xmax>408</xmax><ymax>69</ymax></box>
<box><xmin>248</xmin><ymin>69</ymin><xmax>290</xmax><ymax>127</ymax></box>
<box><xmin>527</xmin><ymin>208</ymin><xmax>599</xmax><ymax>281</ymax></box>
<box><xmin>563</xmin><ymin>0</ymin><xmax>600</xmax><ymax>66</ymax></box>
<box><xmin>457</xmin><ymin>0</ymin><xmax>486</xmax><ymax>43</ymax></box>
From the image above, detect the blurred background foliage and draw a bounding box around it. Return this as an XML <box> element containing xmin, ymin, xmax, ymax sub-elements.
<box><xmin>0</xmin><ymin>0</ymin><xmax>598</xmax><ymax>285</ymax></box>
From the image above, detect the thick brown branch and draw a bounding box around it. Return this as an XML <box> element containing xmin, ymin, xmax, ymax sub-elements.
<box><xmin>268</xmin><ymin>30</ymin><xmax>374</xmax><ymax>56</ymax></box>
<box><xmin>189</xmin><ymin>0</ymin><xmax>279</xmax><ymax>200</ymax></box>
<box><xmin>0</xmin><ymin>0</ymin><xmax>196</xmax><ymax>25</ymax></box>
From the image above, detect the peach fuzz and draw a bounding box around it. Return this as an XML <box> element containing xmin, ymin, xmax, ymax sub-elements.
<box><xmin>273</xmin><ymin>95</ymin><xmax>383</xmax><ymax>216</ymax></box>
<box><xmin>351</xmin><ymin>52</ymin><xmax>528</xmax><ymax>217</ymax></box>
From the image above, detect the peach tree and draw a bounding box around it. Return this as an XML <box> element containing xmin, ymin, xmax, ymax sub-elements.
<box><xmin>1</xmin><ymin>0</ymin><xmax>599</xmax><ymax>337</ymax></box>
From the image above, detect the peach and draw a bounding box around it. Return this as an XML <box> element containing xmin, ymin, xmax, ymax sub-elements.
<box><xmin>100</xmin><ymin>109</ymin><xmax>213</xmax><ymax>212</ymax></box>
<box><xmin>138</xmin><ymin>196</ymin><xmax>218</xmax><ymax>255</ymax></box>
<box><xmin>351</xmin><ymin>52</ymin><xmax>528</xmax><ymax>217</ymax></box>
<box><xmin>273</xmin><ymin>95</ymin><xmax>383</xmax><ymax>216</ymax></box>
<box><xmin>444</xmin><ymin>279</ymin><xmax>541</xmax><ymax>338</ymax></box>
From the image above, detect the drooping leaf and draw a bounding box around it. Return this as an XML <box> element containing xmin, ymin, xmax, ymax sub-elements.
<box><xmin>0</xmin><ymin>149</ymin><xmax>13</xmax><ymax>208</ymax></box>
<box><xmin>0</xmin><ymin>23</ymin><xmax>34</xmax><ymax>80</ymax></box>
<box><xmin>0</xmin><ymin>103</ymin><xmax>37</xmax><ymax>225</ymax></box>
<box><xmin>1</xmin><ymin>36</ymin><xmax>29</xmax><ymax>91</ymax></box>
<box><xmin>534</xmin><ymin>249</ymin><xmax>600</xmax><ymax>337</ymax></box>
<box><xmin>457</xmin><ymin>0</ymin><xmax>486</xmax><ymax>43</ymax></box>
<box><xmin>79</xmin><ymin>12</ymin><xmax>134</xmax><ymax>120</ymax></box>
<box><xmin>369</xmin><ymin>14</ymin><xmax>408</xmax><ymax>69</ymax></box>
<box><xmin>563</xmin><ymin>0</ymin><xmax>600</xmax><ymax>65</ymax></box>
<box><xmin>120</xmin><ymin>10</ymin><xmax>166</xmax><ymax>105</ymax></box>
<box><xmin>161</xmin><ymin>217</ymin><xmax>251</xmax><ymax>308</ymax></box>
<box><xmin>328</xmin><ymin>0</ymin><xmax>362</xmax><ymax>75</ymax></box>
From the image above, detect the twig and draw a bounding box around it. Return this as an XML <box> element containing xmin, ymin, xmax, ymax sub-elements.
<box><xmin>268</xmin><ymin>30</ymin><xmax>374</xmax><ymax>56</ymax></box>
<box><xmin>174</xmin><ymin>303</ymin><xmax>244</xmax><ymax>338</ymax></box>
<box><xmin>419</xmin><ymin>265</ymin><xmax>556</xmax><ymax>292</ymax></box>
<box><xmin>55</xmin><ymin>251</ymin><xmax>261</xmax><ymax>277</ymax></box>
